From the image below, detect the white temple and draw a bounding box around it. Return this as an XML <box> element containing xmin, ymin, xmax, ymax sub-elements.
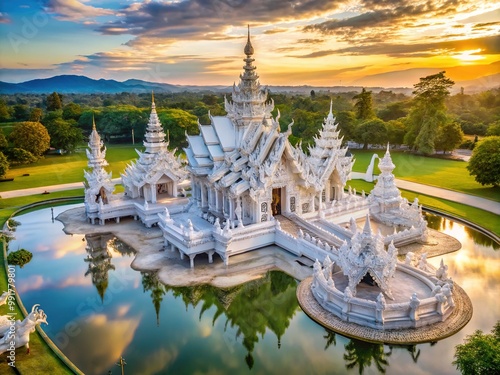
<box><xmin>121</xmin><ymin>93</ymin><xmax>187</xmax><ymax>203</ymax></box>
<box><xmin>83</xmin><ymin>97</ymin><xmax>188</xmax><ymax>226</ymax></box>
<box><xmin>83</xmin><ymin>28</ymin><xmax>428</xmax><ymax>269</ymax></box>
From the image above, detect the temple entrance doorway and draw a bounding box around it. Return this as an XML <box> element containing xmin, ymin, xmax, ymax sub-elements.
<box><xmin>157</xmin><ymin>175</ymin><xmax>175</xmax><ymax>198</ymax></box>
<box><xmin>272</xmin><ymin>188</ymin><xmax>282</xmax><ymax>216</ymax></box>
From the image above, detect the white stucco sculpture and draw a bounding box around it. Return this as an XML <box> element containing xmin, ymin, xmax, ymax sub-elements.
<box><xmin>0</xmin><ymin>304</ymin><xmax>48</xmax><ymax>354</ymax></box>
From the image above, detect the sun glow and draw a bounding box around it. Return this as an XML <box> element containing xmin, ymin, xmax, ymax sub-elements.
<box><xmin>453</xmin><ymin>49</ymin><xmax>485</xmax><ymax>62</ymax></box>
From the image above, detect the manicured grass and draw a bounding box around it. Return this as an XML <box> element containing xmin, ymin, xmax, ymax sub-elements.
<box><xmin>347</xmin><ymin>180</ymin><xmax>500</xmax><ymax>236</ymax></box>
<box><xmin>350</xmin><ymin>149</ymin><xmax>500</xmax><ymax>202</ymax></box>
<box><xmin>0</xmin><ymin>189</ymin><xmax>84</xmax><ymax>224</ymax></box>
<box><xmin>1</xmin><ymin>144</ymin><xmax>138</xmax><ymax>192</ymax></box>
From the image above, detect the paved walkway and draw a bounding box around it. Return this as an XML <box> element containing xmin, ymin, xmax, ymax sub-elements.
<box><xmin>394</xmin><ymin>179</ymin><xmax>500</xmax><ymax>215</ymax></box>
<box><xmin>350</xmin><ymin>172</ymin><xmax>500</xmax><ymax>215</ymax></box>
<box><xmin>1</xmin><ymin>177</ymin><xmax>499</xmax><ymax>216</ymax></box>
<box><xmin>0</xmin><ymin>178</ymin><xmax>122</xmax><ymax>199</ymax></box>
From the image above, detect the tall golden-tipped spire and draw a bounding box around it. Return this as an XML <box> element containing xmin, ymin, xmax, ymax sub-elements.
<box><xmin>244</xmin><ymin>24</ymin><xmax>254</xmax><ymax>56</ymax></box>
<box><xmin>152</xmin><ymin>90</ymin><xmax>155</xmax><ymax>104</ymax></box>
<box><xmin>92</xmin><ymin>113</ymin><xmax>96</xmax><ymax>130</ymax></box>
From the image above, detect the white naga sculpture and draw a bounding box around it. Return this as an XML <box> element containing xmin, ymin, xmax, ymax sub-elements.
<box><xmin>0</xmin><ymin>304</ymin><xmax>48</xmax><ymax>354</ymax></box>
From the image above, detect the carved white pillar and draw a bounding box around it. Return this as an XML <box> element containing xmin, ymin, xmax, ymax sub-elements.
<box><xmin>172</xmin><ymin>181</ymin><xmax>178</xmax><ymax>197</ymax></box>
<box><xmin>208</xmin><ymin>250</ymin><xmax>215</xmax><ymax>264</ymax></box>
<box><xmin>229</xmin><ymin>198</ymin><xmax>234</xmax><ymax>222</ymax></box>
<box><xmin>189</xmin><ymin>254</ymin><xmax>195</xmax><ymax>268</ymax></box>
<box><xmin>151</xmin><ymin>185</ymin><xmax>157</xmax><ymax>203</ymax></box>
<box><xmin>200</xmin><ymin>184</ymin><xmax>205</xmax><ymax>207</ymax></box>
<box><xmin>215</xmin><ymin>190</ymin><xmax>220</xmax><ymax>212</ymax></box>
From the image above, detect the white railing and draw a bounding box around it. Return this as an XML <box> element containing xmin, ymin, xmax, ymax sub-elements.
<box><xmin>311</xmin><ymin>263</ymin><xmax>454</xmax><ymax>330</ymax></box>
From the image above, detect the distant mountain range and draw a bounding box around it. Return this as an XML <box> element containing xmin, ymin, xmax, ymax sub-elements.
<box><xmin>0</xmin><ymin>74</ymin><xmax>412</xmax><ymax>95</ymax></box>
<box><xmin>0</xmin><ymin>75</ymin><xmax>212</xmax><ymax>94</ymax></box>
<box><xmin>0</xmin><ymin>72</ymin><xmax>497</xmax><ymax>95</ymax></box>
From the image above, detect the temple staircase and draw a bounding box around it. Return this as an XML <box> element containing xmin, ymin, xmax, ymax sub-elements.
<box><xmin>275</xmin><ymin>215</ymin><xmax>344</xmax><ymax>249</ymax></box>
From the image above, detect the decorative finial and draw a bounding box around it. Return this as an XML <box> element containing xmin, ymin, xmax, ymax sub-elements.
<box><xmin>152</xmin><ymin>90</ymin><xmax>155</xmax><ymax>104</ymax></box>
<box><xmin>386</xmin><ymin>142</ymin><xmax>390</xmax><ymax>153</ymax></box>
<box><xmin>244</xmin><ymin>24</ymin><xmax>254</xmax><ymax>56</ymax></box>
<box><xmin>363</xmin><ymin>214</ymin><xmax>372</xmax><ymax>234</ymax></box>
<box><xmin>92</xmin><ymin>113</ymin><xmax>96</xmax><ymax>130</ymax></box>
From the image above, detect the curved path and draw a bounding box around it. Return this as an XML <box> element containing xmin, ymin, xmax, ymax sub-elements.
<box><xmin>394</xmin><ymin>179</ymin><xmax>500</xmax><ymax>215</ymax></box>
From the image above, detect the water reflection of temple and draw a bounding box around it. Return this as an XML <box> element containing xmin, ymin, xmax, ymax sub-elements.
<box><xmin>84</xmin><ymin>234</ymin><xmax>116</xmax><ymax>301</ymax></box>
<box><xmin>141</xmin><ymin>270</ymin><xmax>298</xmax><ymax>369</ymax></box>
<box><xmin>141</xmin><ymin>272</ymin><xmax>166</xmax><ymax>327</ymax></box>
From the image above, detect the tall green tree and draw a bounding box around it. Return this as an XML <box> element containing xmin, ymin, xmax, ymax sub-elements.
<box><xmin>157</xmin><ymin>108</ymin><xmax>198</xmax><ymax>150</ymax></box>
<box><xmin>405</xmin><ymin>71</ymin><xmax>454</xmax><ymax>155</ymax></box>
<box><xmin>453</xmin><ymin>321</ymin><xmax>500</xmax><ymax>374</ymax></box>
<box><xmin>8</xmin><ymin>121</ymin><xmax>50</xmax><ymax>158</ymax></box>
<box><xmin>387</xmin><ymin>120</ymin><xmax>406</xmax><ymax>147</ymax></box>
<box><xmin>62</xmin><ymin>102</ymin><xmax>83</xmax><ymax>121</ymax></box>
<box><xmin>45</xmin><ymin>118</ymin><xmax>83</xmax><ymax>152</ymax></box>
<box><xmin>46</xmin><ymin>92</ymin><xmax>63</xmax><ymax>111</ymax></box>
<box><xmin>353</xmin><ymin>118</ymin><xmax>388</xmax><ymax>149</ymax></box>
<box><xmin>335</xmin><ymin>110</ymin><xmax>357</xmax><ymax>142</ymax></box>
<box><xmin>29</xmin><ymin>107</ymin><xmax>43</xmax><ymax>122</ymax></box>
<box><xmin>353</xmin><ymin>88</ymin><xmax>375</xmax><ymax>120</ymax></box>
<box><xmin>435</xmin><ymin>122</ymin><xmax>464</xmax><ymax>153</ymax></box>
<box><xmin>12</xmin><ymin>104</ymin><xmax>30</xmax><ymax>121</ymax></box>
<box><xmin>467</xmin><ymin>136</ymin><xmax>500</xmax><ymax>187</ymax></box>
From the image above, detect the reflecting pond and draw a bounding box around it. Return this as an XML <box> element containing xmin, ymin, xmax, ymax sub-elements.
<box><xmin>5</xmin><ymin>205</ymin><xmax>500</xmax><ymax>374</ymax></box>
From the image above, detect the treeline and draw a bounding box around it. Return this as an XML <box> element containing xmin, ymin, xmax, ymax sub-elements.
<box><xmin>0</xmin><ymin>73</ymin><xmax>499</xmax><ymax>179</ymax></box>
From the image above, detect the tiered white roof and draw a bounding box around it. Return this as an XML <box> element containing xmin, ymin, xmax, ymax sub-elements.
<box><xmin>121</xmin><ymin>95</ymin><xmax>186</xmax><ymax>192</ymax></box>
<box><xmin>307</xmin><ymin>101</ymin><xmax>354</xmax><ymax>187</ymax></box>
<box><xmin>83</xmin><ymin>116</ymin><xmax>115</xmax><ymax>201</ymax></box>
<box><xmin>86</xmin><ymin>116</ymin><xmax>108</xmax><ymax>169</ymax></box>
<box><xmin>185</xmin><ymin>28</ymin><xmax>353</xmax><ymax>199</ymax></box>
<box><xmin>338</xmin><ymin>215</ymin><xmax>398</xmax><ymax>299</ymax></box>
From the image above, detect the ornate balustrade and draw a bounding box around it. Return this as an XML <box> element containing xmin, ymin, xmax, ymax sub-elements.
<box><xmin>311</xmin><ymin>261</ymin><xmax>455</xmax><ymax>330</ymax></box>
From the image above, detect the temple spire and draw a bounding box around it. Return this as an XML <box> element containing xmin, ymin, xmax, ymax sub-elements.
<box><xmin>327</xmin><ymin>99</ymin><xmax>333</xmax><ymax>120</ymax></box>
<box><xmin>244</xmin><ymin>24</ymin><xmax>254</xmax><ymax>56</ymax></box>
<box><xmin>92</xmin><ymin>113</ymin><xmax>96</xmax><ymax>131</ymax></box>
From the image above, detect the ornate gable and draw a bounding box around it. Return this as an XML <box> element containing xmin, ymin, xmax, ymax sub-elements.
<box><xmin>338</xmin><ymin>215</ymin><xmax>398</xmax><ymax>299</ymax></box>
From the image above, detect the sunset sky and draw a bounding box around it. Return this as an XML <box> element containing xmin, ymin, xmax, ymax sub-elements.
<box><xmin>0</xmin><ymin>1</ymin><xmax>498</xmax><ymax>87</ymax></box>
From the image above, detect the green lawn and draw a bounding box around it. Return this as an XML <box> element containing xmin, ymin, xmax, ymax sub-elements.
<box><xmin>1</xmin><ymin>144</ymin><xmax>138</xmax><ymax>192</ymax></box>
<box><xmin>347</xmin><ymin>180</ymin><xmax>500</xmax><ymax>236</ymax></box>
<box><xmin>350</xmin><ymin>149</ymin><xmax>500</xmax><ymax>202</ymax></box>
